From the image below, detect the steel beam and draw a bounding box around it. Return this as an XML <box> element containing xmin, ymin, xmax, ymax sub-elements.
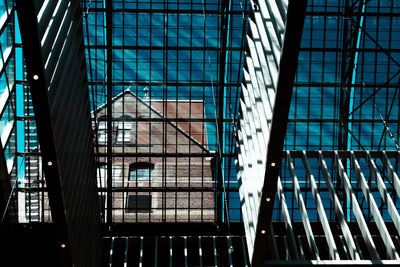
<box><xmin>334</xmin><ymin>152</ymin><xmax>380</xmax><ymax>260</ymax></box>
<box><xmin>216</xmin><ymin>0</ymin><xmax>230</xmax><ymax>225</ymax></box>
<box><xmin>381</xmin><ymin>151</ymin><xmax>400</xmax><ymax>199</ymax></box>
<box><xmin>365</xmin><ymin>152</ymin><xmax>400</xmax><ymax>237</ymax></box>
<box><xmin>318</xmin><ymin>152</ymin><xmax>360</xmax><ymax>260</ymax></box>
<box><xmin>286</xmin><ymin>152</ymin><xmax>320</xmax><ymax>260</ymax></box>
<box><xmin>277</xmin><ymin>177</ymin><xmax>300</xmax><ymax>260</ymax></box>
<box><xmin>15</xmin><ymin>1</ymin><xmax>74</xmax><ymax>265</ymax></box>
<box><xmin>105</xmin><ymin>0</ymin><xmax>113</xmax><ymax>226</ymax></box>
<box><xmin>350</xmin><ymin>152</ymin><xmax>398</xmax><ymax>259</ymax></box>
<box><xmin>235</xmin><ymin>0</ymin><xmax>307</xmax><ymax>265</ymax></box>
<box><xmin>16</xmin><ymin>1</ymin><xmax>101</xmax><ymax>265</ymax></box>
<box><xmin>301</xmin><ymin>151</ymin><xmax>339</xmax><ymax>260</ymax></box>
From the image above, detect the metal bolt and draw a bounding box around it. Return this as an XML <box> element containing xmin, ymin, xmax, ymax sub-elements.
<box><xmin>261</xmin><ymin>230</ymin><xmax>266</xmax><ymax>234</ymax></box>
<box><xmin>47</xmin><ymin>161</ymin><xmax>53</xmax><ymax>166</ymax></box>
<box><xmin>271</xmin><ymin>162</ymin><xmax>276</xmax><ymax>167</ymax></box>
<box><xmin>60</xmin><ymin>244</ymin><xmax>66</xmax><ymax>248</ymax></box>
<box><xmin>33</xmin><ymin>75</ymin><xmax>39</xmax><ymax>80</ymax></box>
<box><xmin>266</xmin><ymin>197</ymin><xmax>271</xmax><ymax>202</ymax></box>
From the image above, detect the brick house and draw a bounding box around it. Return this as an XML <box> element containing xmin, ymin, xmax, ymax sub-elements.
<box><xmin>94</xmin><ymin>89</ymin><xmax>215</xmax><ymax>222</ymax></box>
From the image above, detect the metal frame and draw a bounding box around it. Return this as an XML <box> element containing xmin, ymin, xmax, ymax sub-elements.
<box><xmin>16</xmin><ymin>1</ymin><xmax>101</xmax><ymax>266</ymax></box>
<box><xmin>236</xmin><ymin>0</ymin><xmax>307</xmax><ymax>265</ymax></box>
<box><xmin>12</xmin><ymin>0</ymin><xmax>400</xmax><ymax>264</ymax></box>
<box><xmin>15</xmin><ymin>1</ymin><xmax>73</xmax><ymax>265</ymax></box>
<box><xmin>105</xmin><ymin>0</ymin><xmax>113</xmax><ymax>226</ymax></box>
<box><xmin>269</xmin><ymin>150</ymin><xmax>400</xmax><ymax>262</ymax></box>
<box><xmin>103</xmin><ymin>235</ymin><xmax>249</xmax><ymax>266</ymax></box>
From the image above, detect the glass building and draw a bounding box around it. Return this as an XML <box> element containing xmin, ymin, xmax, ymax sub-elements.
<box><xmin>1</xmin><ymin>0</ymin><xmax>400</xmax><ymax>266</ymax></box>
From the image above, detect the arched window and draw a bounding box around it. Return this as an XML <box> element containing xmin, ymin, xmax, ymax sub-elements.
<box><xmin>129</xmin><ymin>162</ymin><xmax>154</xmax><ymax>183</ymax></box>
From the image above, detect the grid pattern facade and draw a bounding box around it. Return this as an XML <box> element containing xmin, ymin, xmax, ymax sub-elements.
<box><xmin>81</xmin><ymin>0</ymin><xmax>249</xmax><ymax>223</ymax></box>
<box><xmin>277</xmin><ymin>0</ymin><xmax>400</xmax><ymax>222</ymax></box>
<box><xmin>1</xmin><ymin>1</ymin><xmax>399</xmax><ymax>264</ymax></box>
<box><xmin>287</xmin><ymin>0</ymin><xmax>400</xmax><ymax>151</ymax></box>
<box><xmin>12</xmin><ymin>0</ymin><xmax>400</xmax><ymax>226</ymax></box>
<box><xmin>0</xmin><ymin>0</ymin><xmax>17</xmax><ymax>221</ymax></box>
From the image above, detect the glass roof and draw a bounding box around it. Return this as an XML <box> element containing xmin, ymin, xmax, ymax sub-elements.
<box><xmin>80</xmin><ymin>0</ymin><xmax>250</xmax><ymax>223</ymax></box>
<box><xmin>80</xmin><ymin>0</ymin><xmax>400</xmax><ymax>223</ymax></box>
<box><xmin>277</xmin><ymin>0</ymin><xmax>400</xmax><ymax>222</ymax></box>
<box><xmin>287</xmin><ymin>0</ymin><xmax>400</xmax><ymax>151</ymax></box>
<box><xmin>9</xmin><ymin>0</ymin><xmax>400</xmax><ymax>225</ymax></box>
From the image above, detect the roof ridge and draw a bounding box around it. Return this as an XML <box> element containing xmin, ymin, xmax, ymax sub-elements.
<box><xmin>94</xmin><ymin>88</ymin><xmax>210</xmax><ymax>153</ymax></box>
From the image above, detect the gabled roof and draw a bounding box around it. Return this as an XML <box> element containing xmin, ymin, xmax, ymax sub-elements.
<box><xmin>94</xmin><ymin>89</ymin><xmax>210</xmax><ymax>153</ymax></box>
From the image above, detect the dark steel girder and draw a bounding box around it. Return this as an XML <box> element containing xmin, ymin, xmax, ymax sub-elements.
<box><xmin>15</xmin><ymin>1</ymin><xmax>73</xmax><ymax>265</ymax></box>
<box><xmin>338</xmin><ymin>0</ymin><xmax>364</xmax><ymax>151</ymax></box>
<box><xmin>16</xmin><ymin>1</ymin><xmax>101</xmax><ymax>266</ymax></box>
<box><xmin>250</xmin><ymin>0</ymin><xmax>308</xmax><ymax>265</ymax></box>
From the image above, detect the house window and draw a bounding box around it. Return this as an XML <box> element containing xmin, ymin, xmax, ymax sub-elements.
<box><xmin>116</xmin><ymin>115</ymin><xmax>136</xmax><ymax>144</ymax></box>
<box><xmin>126</xmin><ymin>195</ymin><xmax>152</xmax><ymax>212</ymax></box>
<box><xmin>126</xmin><ymin>162</ymin><xmax>154</xmax><ymax>212</ymax></box>
<box><xmin>96</xmin><ymin>164</ymin><xmax>107</xmax><ymax>211</ymax></box>
<box><xmin>97</xmin><ymin>115</ymin><xmax>137</xmax><ymax>145</ymax></box>
<box><xmin>97</xmin><ymin>117</ymin><xmax>107</xmax><ymax>144</ymax></box>
<box><xmin>129</xmin><ymin>162</ymin><xmax>153</xmax><ymax>185</ymax></box>
<box><xmin>116</xmin><ymin>121</ymin><xmax>133</xmax><ymax>144</ymax></box>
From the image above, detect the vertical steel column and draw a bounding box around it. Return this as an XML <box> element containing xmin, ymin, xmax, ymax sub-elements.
<box><xmin>105</xmin><ymin>0</ymin><xmax>113</xmax><ymax>226</ymax></box>
<box><xmin>217</xmin><ymin>0</ymin><xmax>231</xmax><ymax>226</ymax></box>
<box><xmin>339</xmin><ymin>0</ymin><xmax>367</xmax><ymax>220</ymax></box>
<box><xmin>339</xmin><ymin>0</ymin><xmax>365</xmax><ymax>148</ymax></box>
<box><xmin>338</xmin><ymin>0</ymin><xmax>351</xmax><ymax>151</ymax></box>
